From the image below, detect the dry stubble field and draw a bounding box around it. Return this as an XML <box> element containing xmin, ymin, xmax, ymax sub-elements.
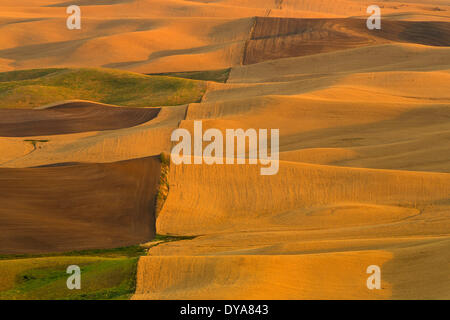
<box><xmin>0</xmin><ymin>0</ymin><xmax>449</xmax><ymax>300</ymax></box>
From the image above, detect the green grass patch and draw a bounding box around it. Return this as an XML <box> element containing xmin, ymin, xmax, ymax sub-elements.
<box><xmin>0</xmin><ymin>235</ymin><xmax>195</xmax><ymax>300</ymax></box>
<box><xmin>24</xmin><ymin>139</ymin><xmax>49</xmax><ymax>149</ymax></box>
<box><xmin>0</xmin><ymin>68</ymin><xmax>206</xmax><ymax>109</ymax></box>
<box><xmin>149</xmin><ymin>68</ymin><xmax>231</xmax><ymax>83</ymax></box>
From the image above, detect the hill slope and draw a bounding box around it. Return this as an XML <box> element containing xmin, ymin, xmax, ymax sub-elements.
<box><xmin>0</xmin><ymin>68</ymin><xmax>205</xmax><ymax>108</ymax></box>
<box><xmin>0</xmin><ymin>157</ymin><xmax>161</xmax><ymax>254</ymax></box>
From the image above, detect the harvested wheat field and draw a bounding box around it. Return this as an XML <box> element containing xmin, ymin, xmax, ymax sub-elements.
<box><xmin>0</xmin><ymin>0</ymin><xmax>449</xmax><ymax>301</ymax></box>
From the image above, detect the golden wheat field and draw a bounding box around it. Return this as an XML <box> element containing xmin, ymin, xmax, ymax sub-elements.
<box><xmin>0</xmin><ymin>0</ymin><xmax>449</xmax><ymax>301</ymax></box>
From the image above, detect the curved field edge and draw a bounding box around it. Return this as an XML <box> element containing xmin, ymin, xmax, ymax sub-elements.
<box><xmin>0</xmin><ymin>68</ymin><xmax>206</xmax><ymax>109</ymax></box>
<box><xmin>0</xmin><ymin>101</ymin><xmax>161</xmax><ymax>137</ymax></box>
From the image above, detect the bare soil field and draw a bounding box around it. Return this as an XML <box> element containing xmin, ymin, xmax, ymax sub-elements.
<box><xmin>0</xmin><ymin>101</ymin><xmax>160</xmax><ymax>137</ymax></box>
<box><xmin>0</xmin><ymin>157</ymin><xmax>161</xmax><ymax>254</ymax></box>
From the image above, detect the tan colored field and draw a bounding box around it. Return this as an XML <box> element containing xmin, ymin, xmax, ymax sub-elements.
<box><xmin>0</xmin><ymin>0</ymin><xmax>449</xmax><ymax>300</ymax></box>
<box><xmin>244</xmin><ymin>17</ymin><xmax>450</xmax><ymax>64</ymax></box>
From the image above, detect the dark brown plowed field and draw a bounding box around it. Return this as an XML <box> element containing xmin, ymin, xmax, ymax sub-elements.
<box><xmin>0</xmin><ymin>101</ymin><xmax>160</xmax><ymax>137</ymax></box>
<box><xmin>0</xmin><ymin>157</ymin><xmax>161</xmax><ymax>254</ymax></box>
<box><xmin>243</xmin><ymin>17</ymin><xmax>450</xmax><ymax>65</ymax></box>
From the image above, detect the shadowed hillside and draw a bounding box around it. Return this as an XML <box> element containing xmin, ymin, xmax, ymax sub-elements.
<box><xmin>244</xmin><ymin>17</ymin><xmax>450</xmax><ymax>64</ymax></box>
<box><xmin>0</xmin><ymin>101</ymin><xmax>160</xmax><ymax>137</ymax></box>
